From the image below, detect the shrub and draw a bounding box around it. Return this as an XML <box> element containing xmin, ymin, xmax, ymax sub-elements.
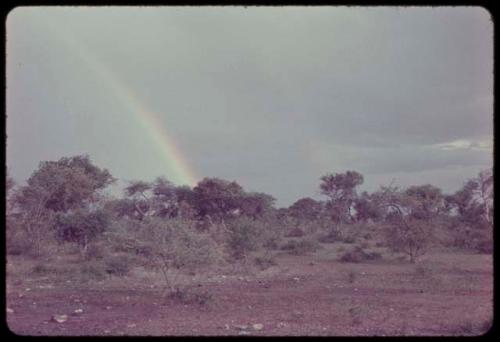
<box><xmin>342</xmin><ymin>235</ymin><xmax>356</xmax><ymax>244</ymax></box>
<box><xmin>318</xmin><ymin>228</ymin><xmax>341</xmax><ymax>244</ymax></box>
<box><xmin>254</xmin><ymin>256</ymin><xmax>277</xmax><ymax>270</ymax></box>
<box><xmin>104</xmin><ymin>256</ymin><xmax>131</xmax><ymax>276</ymax></box>
<box><xmin>347</xmin><ymin>271</ymin><xmax>356</xmax><ymax>284</ymax></box>
<box><xmin>339</xmin><ymin>245</ymin><xmax>382</xmax><ymax>263</ymax></box>
<box><xmin>79</xmin><ymin>262</ymin><xmax>107</xmax><ymax>281</ymax></box>
<box><xmin>227</xmin><ymin>217</ymin><xmax>264</xmax><ymax>259</ymax></box>
<box><xmin>54</xmin><ymin>208</ymin><xmax>110</xmax><ymax>256</ymax></box>
<box><xmin>286</xmin><ymin>227</ymin><xmax>305</xmax><ymax>238</ymax></box>
<box><xmin>281</xmin><ymin>238</ymin><xmax>320</xmax><ymax>255</ymax></box>
<box><xmin>143</xmin><ymin>218</ymin><xmax>220</xmax><ymax>295</ymax></box>
<box><xmin>167</xmin><ymin>288</ymin><xmax>213</xmax><ymax>306</ymax></box>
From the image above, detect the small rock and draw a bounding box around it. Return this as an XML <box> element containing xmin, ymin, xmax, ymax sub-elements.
<box><xmin>105</xmin><ymin>306</ymin><xmax>112</xmax><ymax>310</ymax></box>
<box><xmin>126</xmin><ymin>323</ymin><xmax>136</xmax><ymax>328</ymax></box>
<box><xmin>18</xmin><ymin>293</ymin><xmax>24</xmax><ymax>298</ymax></box>
<box><xmin>247</xmin><ymin>305</ymin><xmax>252</xmax><ymax>310</ymax></box>
<box><xmin>7</xmin><ymin>308</ymin><xmax>14</xmax><ymax>313</ymax></box>
<box><xmin>72</xmin><ymin>309</ymin><xmax>83</xmax><ymax>315</ymax></box>
<box><xmin>277</xmin><ymin>322</ymin><xmax>287</xmax><ymax>328</ymax></box>
<box><xmin>293</xmin><ymin>277</ymin><xmax>300</xmax><ymax>282</ymax></box>
<box><xmin>25</xmin><ymin>288</ymin><xmax>31</xmax><ymax>292</ymax></box>
<box><xmin>74</xmin><ymin>299</ymin><xmax>80</xmax><ymax>303</ymax></box>
<box><xmin>51</xmin><ymin>314</ymin><xmax>68</xmax><ymax>323</ymax></box>
<box><xmin>238</xmin><ymin>331</ymin><xmax>251</xmax><ymax>336</ymax></box>
<box><xmin>224</xmin><ymin>324</ymin><xmax>230</xmax><ymax>330</ymax></box>
<box><xmin>104</xmin><ymin>330</ymin><xmax>111</xmax><ymax>334</ymax></box>
<box><xmin>252</xmin><ymin>323</ymin><xmax>264</xmax><ymax>331</ymax></box>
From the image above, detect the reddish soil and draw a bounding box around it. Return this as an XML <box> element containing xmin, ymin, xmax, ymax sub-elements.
<box><xmin>6</xmin><ymin>252</ymin><xmax>493</xmax><ymax>336</ymax></box>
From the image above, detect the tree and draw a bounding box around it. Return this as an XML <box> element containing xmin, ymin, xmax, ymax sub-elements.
<box><xmin>192</xmin><ymin>177</ymin><xmax>245</xmax><ymax>224</ymax></box>
<box><xmin>124</xmin><ymin>180</ymin><xmax>152</xmax><ymax>220</ymax></box>
<box><xmin>16</xmin><ymin>155</ymin><xmax>115</xmax><ymax>213</ymax></box>
<box><xmin>11</xmin><ymin>155</ymin><xmax>115</xmax><ymax>256</ymax></box>
<box><xmin>288</xmin><ymin>197</ymin><xmax>323</xmax><ymax>222</ymax></box>
<box><xmin>354</xmin><ymin>191</ymin><xmax>385</xmax><ymax>222</ymax></box>
<box><xmin>54</xmin><ymin>208</ymin><xmax>111</xmax><ymax>257</ymax></box>
<box><xmin>378</xmin><ymin>184</ymin><xmax>440</xmax><ymax>263</ymax></box>
<box><xmin>445</xmin><ymin>169</ymin><xmax>493</xmax><ymax>252</ymax></box>
<box><xmin>238</xmin><ymin>192</ymin><xmax>276</xmax><ymax>219</ymax></box>
<box><xmin>320</xmin><ymin>171</ymin><xmax>364</xmax><ymax>224</ymax></box>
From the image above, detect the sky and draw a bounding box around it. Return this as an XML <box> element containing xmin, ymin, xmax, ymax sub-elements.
<box><xmin>6</xmin><ymin>6</ymin><xmax>493</xmax><ymax>207</ymax></box>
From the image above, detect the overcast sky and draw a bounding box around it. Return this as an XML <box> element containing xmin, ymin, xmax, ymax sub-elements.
<box><xmin>6</xmin><ymin>6</ymin><xmax>493</xmax><ymax>207</ymax></box>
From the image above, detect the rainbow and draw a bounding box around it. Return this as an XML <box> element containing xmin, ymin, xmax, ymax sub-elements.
<box><xmin>38</xmin><ymin>13</ymin><xmax>198</xmax><ymax>186</ymax></box>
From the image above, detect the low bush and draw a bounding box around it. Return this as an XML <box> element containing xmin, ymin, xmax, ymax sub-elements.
<box><xmin>254</xmin><ymin>256</ymin><xmax>277</xmax><ymax>270</ymax></box>
<box><xmin>79</xmin><ymin>262</ymin><xmax>107</xmax><ymax>281</ymax></box>
<box><xmin>339</xmin><ymin>245</ymin><xmax>382</xmax><ymax>263</ymax></box>
<box><xmin>285</xmin><ymin>227</ymin><xmax>305</xmax><ymax>238</ymax></box>
<box><xmin>281</xmin><ymin>238</ymin><xmax>320</xmax><ymax>255</ymax></box>
<box><xmin>104</xmin><ymin>256</ymin><xmax>131</xmax><ymax>276</ymax></box>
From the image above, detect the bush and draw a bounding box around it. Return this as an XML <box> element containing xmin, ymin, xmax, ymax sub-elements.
<box><xmin>104</xmin><ymin>256</ymin><xmax>131</xmax><ymax>276</ymax></box>
<box><xmin>318</xmin><ymin>228</ymin><xmax>341</xmax><ymax>244</ymax></box>
<box><xmin>79</xmin><ymin>262</ymin><xmax>107</xmax><ymax>281</ymax></box>
<box><xmin>227</xmin><ymin>217</ymin><xmax>264</xmax><ymax>259</ymax></box>
<box><xmin>339</xmin><ymin>245</ymin><xmax>382</xmax><ymax>263</ymax></box>
<box><xmin>281</xmin><ymin>238</ymin><xmax>320</xmax><ymax>255</ymax></box>
<box><xmin>142</xmin><ymin>218</ymin><xmax>220</xmax><ymax>294</ymax></box>
<box><xmin>254</xmin><ymin>256</ymin><xmax>277</xmax><ymax>270</ymax></box>
<box><xmin>285</xmin><ymin>227</ymin><xmax>305</xmax><ymax>238</ymax></box>
<box><xmin>167</xmin><ymin>288</ymin><xmax>213</xmax><ymax>306</ymax></box>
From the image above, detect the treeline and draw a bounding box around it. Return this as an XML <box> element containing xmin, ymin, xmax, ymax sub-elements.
<box><xmin>5</xmin><ymin>155</ymin><xmax>493</xmax><ymax>294</ymax></box>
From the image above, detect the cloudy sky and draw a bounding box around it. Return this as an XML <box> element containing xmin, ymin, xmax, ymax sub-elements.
<box><xmin>6</xmin><ymin>6</ymin><xmax>493</xmax><ymax>207</ymax></box>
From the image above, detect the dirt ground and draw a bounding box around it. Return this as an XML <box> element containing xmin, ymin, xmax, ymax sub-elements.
<box><xmin>6</xmin><ymin>249</ymin><xmax>493</xmax><ymax>336</ymax></box>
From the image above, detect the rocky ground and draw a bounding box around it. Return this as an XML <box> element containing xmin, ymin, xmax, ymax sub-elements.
<box><xmin>6</xmin><ymin>250</ymin><xmax>493</xmax><ymax>336</ymax></box>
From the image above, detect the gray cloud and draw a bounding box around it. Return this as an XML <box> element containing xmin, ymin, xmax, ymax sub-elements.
<box><xmin>6</xmin><ymin>7</ymin><xmax>493</xmax><ymax>206</ymax></box>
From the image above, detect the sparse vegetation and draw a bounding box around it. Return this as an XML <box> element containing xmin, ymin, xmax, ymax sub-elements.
<box><xmin>5</xmin><ymin>155</ymin><xmax>493</xmax><ymax>336</ymax></box>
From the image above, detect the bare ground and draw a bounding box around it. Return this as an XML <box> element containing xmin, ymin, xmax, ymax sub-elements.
<box><xmin>6</xmin><ymin>249</ymin><xmax>493</xmax><ymax>336</ymax></box>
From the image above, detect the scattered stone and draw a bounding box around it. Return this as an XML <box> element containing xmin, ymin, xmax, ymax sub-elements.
<box><xmin>25</xmin><ymin>288</ymin><xmax>31</xmax><ymax>292</ymax></box>
<box><xmin>293</xmin><ymin>277</ymin><xmax>300</xmax><ymax>282</ymax></box>
<box><xmin>18</xmin><ymin>293</ymin><xmax>24</xmax><ymax>298</ymax></box>
<box><xmin>224</xmin><ymin>324</ymin><xmax>230</xmax><ymax>330</ymax></box>
<box><xmin>238</xmin><ymin>331</ymin><xmax>251</xmax><ymax>336</ymax></box>
<box><xmin>51</xmin><ymin>314</ymin><xmax>68</xmax><ymax>323</ymax></box>
<box><xmin>126</xmin><ymin>323</ymin><xmax>136</xmax><ymax>328</ymax></box>
<box><xmin>72</xmin><ymin>309</ymin><xmax>83</xmax><ymax>316</ymax></box>
<box><xmin>277</xmin><ymin>322</ymin><xmax>287</xmax><ymax>328</ymax></box>
<box><xmin>252</xmin><ymin>323</ymin><xmax>264</xmax><ymax>331</ymax></box>
<box><xmin>6</xmin><ymin>308</ymin><xmax>14</xmax><ymax>313</ymax></box>
<box><xmin>104</xmin><ymin>330</ymin><xmax>111</xmax><ymax>334</ymax></box>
